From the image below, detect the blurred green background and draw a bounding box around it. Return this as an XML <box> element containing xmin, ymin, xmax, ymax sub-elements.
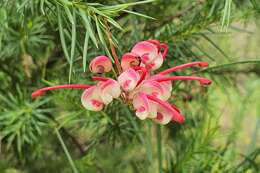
<box><xmin>0</xmin><ymin>0</ymin><xmax>259</xmax><ymax>173</ymax></box>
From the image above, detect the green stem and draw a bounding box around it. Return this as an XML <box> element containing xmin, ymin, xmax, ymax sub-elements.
<box><xmin>122</xmin><ymin>104</ymin><xmax>144</xmax><ymax>144</ymax></box>
<box><xmin>55</xmin><ymin>128</ymin><xmax>79</xmax><ymax>173</ymax></box>
<box><xmin>146</xmin><ymin>122</ymin><xmax>153</xmax><ymax>163</ymax></box>
<box><xmin>156</xmin><ymin>124</ymin><xmax>163</xmax><ymax>173</ymax></box>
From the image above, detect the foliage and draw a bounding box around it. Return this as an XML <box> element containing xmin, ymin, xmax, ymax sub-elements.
<box><xmin>0</xmin><ymin>0</ymin><xmax>259</xmax><ymax>173</ymax></box>
<box><xmin>0</xmin><ymin>87</ymin><xmax>51</xmax><ymax>155</ymax></box>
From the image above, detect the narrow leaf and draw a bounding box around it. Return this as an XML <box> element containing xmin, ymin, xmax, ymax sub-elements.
<box><xmin>57</xmin><ymin>5</ymin><xmax>70</xmax><ymax>62</ymax></box>
<box><xmin>69</xmin><ymin>9</ymin><xmax>76</xmax><ymax>83</ymax></box>
<box><xmin>123</xmin><ymin>10</ymin><xmax>155</xmax><ymax>20</ymax></box>
<box><xmin>55</xmin><ymin>128</ymin><xmax>79</xmax><ymax>173</ymax></box>
<box><xmin>83</xmin><ymin>31</ymin><xmax>89</xmax><ymax>72</ymax></box>
<box><xmin>79</xmin><ymin>9</ymin><xmax>98</xmax><ymax>48</ymax></box>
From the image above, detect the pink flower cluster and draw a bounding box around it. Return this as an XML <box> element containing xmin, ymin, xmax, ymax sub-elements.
<box><xmin>32</xmin><ymin>40</ymin><xmax>211</xmax><ymax>125</ymax></box>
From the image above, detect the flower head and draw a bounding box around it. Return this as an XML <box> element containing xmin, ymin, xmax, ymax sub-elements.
<box><xmin>32</xmin><ymin>40</ymin><xmax>211</xmax><ymax>125</ymax></box>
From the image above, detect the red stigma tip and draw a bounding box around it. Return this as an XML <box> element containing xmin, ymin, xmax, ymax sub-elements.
<box><xmin>200</xmin><ymin>79</ymin><xmax>212</xmax><ymax>86</ymax></box>
<box><xmin>176</xmin><ymin>116</ymin><xmax>185</xmax><ymax>124</ymax></box>
<box><xmin>199</xmin><ymin>62</ymin><xmax>209</xmax><ymax>67</ymax></box>
<box><xmin>31</xmin><ymin>90</ymin><xmax>45</xmax><ymax>98</ymax></box>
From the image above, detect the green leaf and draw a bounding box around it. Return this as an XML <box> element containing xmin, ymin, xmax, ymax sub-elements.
<box><xmin>250</xmin><ymin>0</ymin><xmax>260</xmax><ymax>12</ymax></box>
<box><xmin>156</xmin><ymin>125</ymin><xmax>163</xmax><ymax>173</ymax></box>
<box><xmin>69</xmin><ymin>8</ymin><xmax>77</xmax><ymax>83</ymax></box>
<box><xmin>40</xmin><ymin>0</ymin><xmax>45</xmax><ymax>15</ymax></box>
<box><xmin>106</xmin><ymin>17</ymin><xmax>123</xmax><ymax>30</ymax></box>
<box><xmin>221</xmin><ymin>0</ymin><xmax>232</xmax><ymax>31</ymax></box>
<box><xmin>57</xmin><ymin>5</ymin><xmax>70</xmax><ymax>62</ymax></box>
<box><xmin>79</xmin><ymin>9</ymin><xmax>99</xmax><ymax>48</ymax></box>
<box><xmin>83</xmin><ymin>31</ymin><xmax>89</xmax><ymax>72</ymax></box>
<box><xmin>101</xmin><ymin>0</ymin><xmax>155</xmax><ymax>9</ymax></box>
<box><xmin>64</xmin><ymin>6</ymin><xmax>74</xmax><ymax>25</ymax></box>
<box><xmin>55</xmin><ymin>128</ymin><xmax>79</xmax><ymax>173</ymax></box>
<box><xmin>123</xmin><ymin>10</ymin><xmax>155</xmax><ymax>20</ymax></box>
<box><xmin>200</xmin><ymin>33</ymin><xmax>231</xmax><ymax>60</ymax></box>
<box><xmin>94</xmin><ymin>16</ymin><xmax>112</xmax><ymax>58</ymax></box>
<box><xmin>95</xmin><ymin>16</ymin><xmax>106</xmax><ymax>47</ymax></box>
<box><xmin>122</xmin><ymin>104</ymin><xmax>144</xmax><ymax>144</ymax></box>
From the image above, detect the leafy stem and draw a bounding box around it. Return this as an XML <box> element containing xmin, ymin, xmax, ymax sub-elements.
<box><xmin>104</xmin><ymin>20</ymin><xmax>122</xmax><ymax>75</ymax></box>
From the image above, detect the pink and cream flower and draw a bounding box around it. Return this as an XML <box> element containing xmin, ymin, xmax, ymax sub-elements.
<box><xmin>32</xmin><ymin>40</ymin><xmax>211</xmax><ymax>125</ymax></box>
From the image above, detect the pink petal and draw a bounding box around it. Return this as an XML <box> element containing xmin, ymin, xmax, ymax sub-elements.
<box><xmin>121</xmin><ymin>52</ymin><xmax>140</xmax><ymax>71</ymax></box>
<box><xmin>131</xmin><ymin>41</ymin><xmax>158</xmax><ymax>63</ymax></box>
<box><xmin>153</xmin><ymin>100</ymin><xmax>174</xmax><ymax>124</ymax></box>
<box><xmin>81</xmin><ymin>86</ymin><xmax>104</xmax><ymax>111</ymax></box>
<box><xmin>98</xmin><ymin>79</ymin><xmax>121</xmax><ymax>105</ymax></box>
<box><xmin>150</xmin><ymin>74</ymin><xmax>172</xmax><ymax>100</ymax></box>
<box><xmin>146</xmin><ymin>95</ymin><xmax>185</xmax><ymax>124</ymax></box>
<box><xmin>153</xmin><ymin>111</ymin><xmax>172</xmax><ymax>125</ymax></box>
<box><xmin>136</xmin><ymin>79</ymin><xmax>171</xmax><ymax>101</ymax></box>
<box><xmin>153</xmin><ymin>103</ymin><xmax>185</xmax><ymax>124</ymax></box>
<box><xmin>89</xmin><ymin>55</ymin><xmax>112</xmax><ymax>73</ymax></box>
<box><xmin>146</xmin><ymin>53</ymin><xmax>163</xmax><ymax>71</ymax></box>
<box><xmin>138</xmin><ymin>80</ymin><xmax>164</xmax><ymax>97</ymax></box>
<box><xmin>118</xmin><ymin>68</ymin><xmax>140</xmax><ymax>91</ymax></box>
<box><xmin>133</xmin><ymin>93</ymin><xmax>150</xmax><ymax>120</ymax></box>
<box><xmin>146</xmin><ymin>40</ymin><xmax>161</xmax><ymax>52</ymax></box>
<box><xmin>146</xmin><ymin>40</ymin><xmax>169</xmax><ymax>59</ymax></box>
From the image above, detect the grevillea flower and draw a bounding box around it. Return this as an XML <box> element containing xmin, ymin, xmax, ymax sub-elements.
<box><xmin>32</xmin><ymin>40</ymin><xmax>211</xmax><ymax>125</ymax></box>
